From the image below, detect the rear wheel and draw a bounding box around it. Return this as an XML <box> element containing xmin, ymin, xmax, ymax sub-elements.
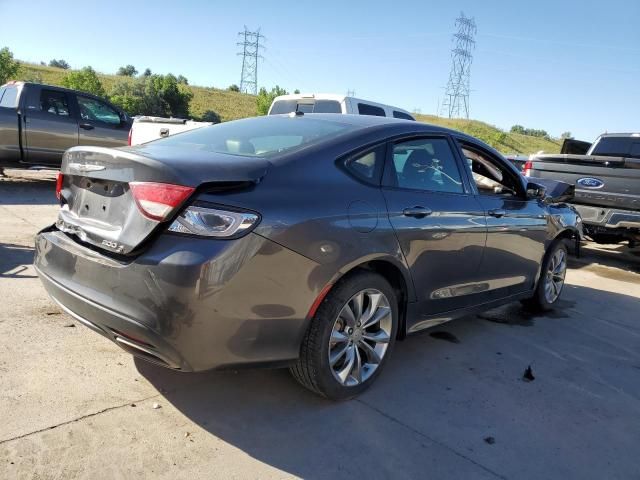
<box><xmin>290</xmin><ymin>271</ymin><xmax>398</xmax><ymax>400</ymax></box>
<box><xmin>522</xmin><ymin>241</ymin><xmax>568</xmax><ymax>311</ymax></box>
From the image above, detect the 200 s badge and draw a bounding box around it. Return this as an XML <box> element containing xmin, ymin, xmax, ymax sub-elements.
<box><xmin>577</xmin><ymin>177</ymin><xmax>604</xmax><ymax>189</ymax></box>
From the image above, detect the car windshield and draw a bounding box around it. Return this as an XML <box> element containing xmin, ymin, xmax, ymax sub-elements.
<box><xmin>154</xmin><ymin>116</ymin><xmax>355</xmax><ymax>158</ymax></box>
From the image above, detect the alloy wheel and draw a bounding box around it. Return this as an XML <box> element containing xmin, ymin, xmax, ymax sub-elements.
<box><xmin>328</xmin><ymin>289</ymin><xmax>393</xmax><ymax>387</ymax></box>
<box><xmin>544</xmin><ymin>248</ymin><xmax>567</xmax><ymax>304</ymax></box>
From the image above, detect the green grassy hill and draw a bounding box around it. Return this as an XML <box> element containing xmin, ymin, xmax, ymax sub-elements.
<box><xmin>19</xmin><ymin>63</ymin><xmax>257</xmax><ymax>122</ymax></box>
<box><xmin>414</xmin><ymin>114</ymin><xmax>561</xmax><ymax>154</ymax></box>
<box><xmin>17</xmin><ymin>63</ymin><xmax>560</xmax><ymax>154</ymax></box>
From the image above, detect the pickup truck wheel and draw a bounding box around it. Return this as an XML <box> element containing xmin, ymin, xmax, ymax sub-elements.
<box><xmin>522</xmin><ymin>242</ymin><xmax>568</xmax><ymax>312</ymax></box>
<box><xmin>290</xmin><ymin>271</ymin><xmax>398</xmax><ymax>400</ymax></box>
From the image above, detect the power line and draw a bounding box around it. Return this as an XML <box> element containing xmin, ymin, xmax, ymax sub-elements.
<box><xmin>440</xmin><ymin>12</ymin><xmax>476</xmax><ymax>119</ymax></box>
<box><xmin>237</xmin><ymin>26</ymin><xmax>264</xmax><ymax>95</ymax></box>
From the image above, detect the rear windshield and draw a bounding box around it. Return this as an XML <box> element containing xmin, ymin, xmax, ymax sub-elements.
<box><xmin>153</xmin><ymin>116</ymin><xmax>356</xmax><ymax>158</ymax></box>
<box><xmin>269</xmin><ymin>99</ymin><xmax>342</xmax><ymax>115</ymax></box>
<box><xmin>0</xmin><ymin>86</ymin><xmax>18</xmax><ymax>108</ymax></box>
<box><xmin>590</xmin><ymin>136</ymin><xmax>640</xmax><ymax>159</ymax></box>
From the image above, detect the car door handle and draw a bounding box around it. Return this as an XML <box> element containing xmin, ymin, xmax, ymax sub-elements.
<box><xmin>488</xmin><ymin>209</ymin><xmax>506</xmax><ymax>218</ymax></box>
<box><xmin>402</xmin><ymin>206</ymin><xmax>432</xmax><ymax>218</ymax></box>
<box><xmin>79</xmin><ymin>123</ymin><xmax>94</xmax><ymax>130</ymax></box>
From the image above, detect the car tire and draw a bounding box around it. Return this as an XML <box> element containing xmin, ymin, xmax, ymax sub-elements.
<box><xmin>290</xmin><ymin>271</ymin><xmax>398</xmax><ymax>400</ymax></box>
<box><xmin>521</xmin><ymin>241</ymin><xmax>568</xmax><ymax>312</ymax></box>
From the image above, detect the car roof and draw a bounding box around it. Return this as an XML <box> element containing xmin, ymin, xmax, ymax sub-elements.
<box><xmin>271</xmin><ymin>94</ymin><xmax>414</xmax><ymax>116</ymax></box>
<box><xmin>2</xmin><ymin>81</ymin><xmax>112</xmax><ymax>103</ymax></box>
<box><xmin>598</xmin><ymin>132</ymin><xmax>640</xmax><ymax>138</ymax></box>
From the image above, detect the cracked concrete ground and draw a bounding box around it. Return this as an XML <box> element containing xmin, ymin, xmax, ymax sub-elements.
<box><xmin>1</xmin><ymin>170</ymin><xmax>639</xmax><ymax>479</ymax></box>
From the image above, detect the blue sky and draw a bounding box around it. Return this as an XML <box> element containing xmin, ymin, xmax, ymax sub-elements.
<box><xmin>2</xmin><ymin>0</ymin><xmax>639</xmax><ymax>140</ymax></box>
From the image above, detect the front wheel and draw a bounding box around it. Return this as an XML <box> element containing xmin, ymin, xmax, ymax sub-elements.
<box><xmin>290</xmin><ymin>271</ymin><xmax>398</xmax><ymax>400</ymax></box>
<box><xmin>522</xmin><ymin>241</ymin><xmax>568</xmax><ymax>311</ymax></box>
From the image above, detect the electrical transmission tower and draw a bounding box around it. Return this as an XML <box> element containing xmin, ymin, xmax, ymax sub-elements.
<box><xmin>237</xmin><ymin>27</ymin><xmax>264</xmax><ymax>95</ymax></box>
<box><xmin>441</xmin><ymin>13</ymin><xmax>476</xmax><ymax>119</ymax></box>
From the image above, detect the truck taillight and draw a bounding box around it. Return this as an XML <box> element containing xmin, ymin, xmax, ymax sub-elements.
<box><xmin>129</xmin><ymin>182</ymin><xmax>194</xmax><ymax>221</ymax></box>
<box><xmin>523</xmin><ymin>160</ymin><xmax>533</xmax><ymax>177</ymax></box>
<box><xmin>127</xmin><ymin>128</ymin><xmax>132</xmax><ymax>146</ymax></box>
<box><xmin>55</xmin><ymin>172</ymin><xmax>64</xmax><ymax>200</ymax></box>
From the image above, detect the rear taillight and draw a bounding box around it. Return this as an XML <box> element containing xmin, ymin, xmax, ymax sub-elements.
<box><xmin>55</xmin><ymin>172</ymin><xmax>64</xmax><ymax>200</ymax></box>
<box><xmin>523</xmin><ymin>160</ymin><xmax>533</xmax><ymax>177</ymax></box>
<box><xmin>129</xmin><ymin>182</ymin><xmax>194</xmax><ymax>221</ymax></box>
<box><xmin>127</xmin><ymin>128</ymin><xmax>132</xmax><ymax>146</ymax></box>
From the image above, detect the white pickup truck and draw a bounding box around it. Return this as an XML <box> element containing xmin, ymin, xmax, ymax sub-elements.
<box><xmin>128</xmin><ymin>116</ymin><xmax>211</xmax><ymax>145</ymax></box>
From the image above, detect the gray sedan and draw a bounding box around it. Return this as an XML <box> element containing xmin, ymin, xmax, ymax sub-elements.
<box><xmin>34</xmin><ymin>114</ymin><xmax>581</xmax><ymax>399</ymax></box>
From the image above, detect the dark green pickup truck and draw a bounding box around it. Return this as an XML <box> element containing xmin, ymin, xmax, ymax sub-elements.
<box><xmin>0</xmin><ymin>81</ymin><xmax>131</xmax><ymax>171</ymax></box>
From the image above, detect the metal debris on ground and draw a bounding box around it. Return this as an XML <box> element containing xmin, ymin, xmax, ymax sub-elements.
<box><xmin>523</xmin><ymin>365</ymin><xmax>535</xmax><ymax>382</ymax></box>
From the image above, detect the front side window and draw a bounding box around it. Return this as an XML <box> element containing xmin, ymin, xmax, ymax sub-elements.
<box><xmin>155</xmin><ymin>116</ymin><xmax>356</xmax><ymax>158</ymax></box>
<box><xmin>460</xmin><ymin>143</ymin><xmax>520</xmax><ymax>196</ymax></box>
<box><xmin>39</xmin><ymin>90</ymin><xmax>70</xmax><ymax>116</ymax></box>
<box><xmin>0</xmin><ymin>86</ymin><xmax>19</xmax><ymax>108</ymax></box>
<box><xmin>357</xmin><ymin>103</ymin><xmax>385</xmax><ymax>117</ymax></box>
<box><xmin>389</xmin><ymin>138</ymin><xmax>464</xmax><ymax>193</ymax></box>
<box><xmin>77</xmin><ymin>96</ymin><xmax>120</xmax><ymax>125</ymax></box>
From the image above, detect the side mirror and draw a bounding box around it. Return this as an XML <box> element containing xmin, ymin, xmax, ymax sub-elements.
<box><xmin>526</xmin><ymin>182</ymin><xmax>546</xmax><ymax>199</ymax></box>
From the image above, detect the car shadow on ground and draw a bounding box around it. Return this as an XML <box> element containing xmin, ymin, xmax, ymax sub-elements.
<box><xmin>136</xmin><ymin>282</ymin><xmax>640</xmax><ymax>479</ymax></box>
<box><xmin>0</xmin><ymin>243</ymin><xmax>36</xmax><ymax>278</ymax></box>
<box><xmin>0</xmin><ymin>170</ymin><xmax>57</xmax><ymax>206</ymax></box>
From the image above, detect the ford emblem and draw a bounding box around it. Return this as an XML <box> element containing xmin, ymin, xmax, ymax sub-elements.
<box><xmin>577</xmin><ymin>177</ymin><xmax>604</xmax><ymax>189</ymax></box>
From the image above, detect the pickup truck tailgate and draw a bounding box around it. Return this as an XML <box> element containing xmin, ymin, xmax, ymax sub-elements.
<box><xmin>529</xmin><ymin>154</ymin><xmax>640</xmax><ymax>211</ymax></box>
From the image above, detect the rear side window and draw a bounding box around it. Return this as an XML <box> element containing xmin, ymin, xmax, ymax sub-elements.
<box><xmin>357</xmin><ymin>103</ymin><xmax>386</xmax><ymax>117</ymax></box>
<box><xmin>0</xmin><ymin>86</ymin><xmax>18</xmax><ymax>108</ymax></box>
<box><xmin>388</xmin><ymin>138</ymin><xmax>464</xmax><ymax>193</ymax></box>
<box><xmin>39</xmin><ymin>90</ymin><xmax>70</xmax><ymax>116</ymax></box>
<box><xmin>344</xmin><ymin>145</ymin><xmax>385</xmax><ymax>185</ymax></box>
<box><xmin>393</xmin><ymin>111</ymin><xmax>414</xmax><ymax>120</ymax></box>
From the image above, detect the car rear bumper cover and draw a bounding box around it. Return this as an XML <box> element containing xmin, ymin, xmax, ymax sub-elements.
<box><xmin>34</xmin><ymin>228</ymin><xmax>325</xmax><ymax>372</ymax></box>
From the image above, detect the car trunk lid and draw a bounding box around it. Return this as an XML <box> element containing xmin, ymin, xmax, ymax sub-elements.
<box><xmin>56</xmin><ymin>145</ymin><xmax>269</xmax><ymax>254</ymax></box>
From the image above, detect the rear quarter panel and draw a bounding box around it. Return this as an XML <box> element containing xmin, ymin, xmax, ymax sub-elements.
<box><xmin>195</xmin><ymin>131</ymin><xmax>416</xmax><ymax>302</ymax></box>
